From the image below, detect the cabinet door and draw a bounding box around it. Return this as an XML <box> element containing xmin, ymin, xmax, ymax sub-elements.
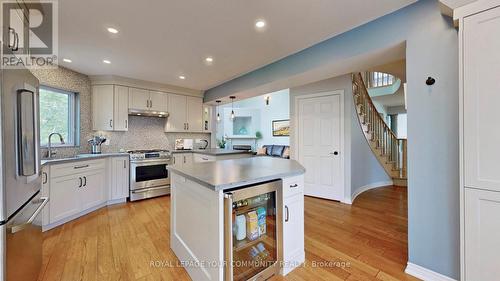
<box><xmin>282</xmin><ymin>192</ymin><xmax>305</xmax><ymax>275</ymax></box>
<box><xmin>92</xmin><ymin>85</ymin><xmax>114</xmax><ymax>131</ymax></box>
<box><xmin>172</xmin><ymin>154</ymin><xmax>183</xmax><ymax>167</ymax></box>
<box><xmin>111</xmin><ymin>157</ymin><xmax>129</xmax><ymax>200</ymax></box>
<box><xmin>186</xmin><ymin>96</ymin><xmax>203</xmax><ymax>132</ymax></box>
<box><xmin>464</xmin><ymin>188</ymin><xmax>500</xmax><ymax>281</ymax></box>
<box><xmin>81</xmin><ymin>169</ymin><xmax>106</xmax><ymax>210</ymax></box>
<box><xmin>41</xmin><ymin>166</ymin><xmax>50</xmax><ymax>226</ymax></box>
<box><xmin>165</xmin><ymin>94</ymin><xmax>187</xmax><ymax>132</ymax></box>
<box><xmin>149</xmin><ymin>91</ymin><xmax>168</xmax><ymax>113</ymax></box>
<box><xmin>183</xmin><ymin>153</ymin><xmax>193</xmax><ymax>165</ymax></box>
<box><xmin>128</xmin><ymin>87</ymin><xmax>150</xmax><ymax>111</ymax></box>
<box><xmin>463</xmin><ymin>7</ymin><xmax>500</xmax><ymax>192</ymax></box>
<box><xmin>114</xmin><ymin>85</ymin><xmax>129</xmax><ymax>131</ymax></box>
<box><xmin>49</xmin><ymin>174</ymin><xmax>81</xmax><ymax>223</ymax></box>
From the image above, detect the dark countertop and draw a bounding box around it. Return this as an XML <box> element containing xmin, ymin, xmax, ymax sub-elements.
<box><xmin>41</xmin><ymin>152</ymin><xmax>129</xmax><ymax>166</ymax></box>
<box><xmin>168</xmin><ymin>157</ymin><xmax>305</xmax><ymax>191</ymax></box>
<box><xmin>171</xmin><ymin>148</ymin><xmax>253</xmax><ymax>156</ymax></box>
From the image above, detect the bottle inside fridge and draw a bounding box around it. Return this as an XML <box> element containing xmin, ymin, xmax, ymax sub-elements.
<box><xmin>224</xmin><ymin>180</ymin><xmax>282</xmax><ymax>281</ymax></box>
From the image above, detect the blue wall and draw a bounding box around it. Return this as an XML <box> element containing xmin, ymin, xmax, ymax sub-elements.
<box><xmin>205</xmin><ymin>0</ymin><xmax>460</xmax><ymax>278</ymax></box>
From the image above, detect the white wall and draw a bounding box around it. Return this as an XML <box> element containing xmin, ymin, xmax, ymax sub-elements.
<box><xmin>290</xmin><ymin>74</ymin><xmax>391</xmax><ymax>203</ymax></box>
<box><xmin>216</xmin><ymin>89</ymin><xmax>290</xmax><ymax>148</ymax></box>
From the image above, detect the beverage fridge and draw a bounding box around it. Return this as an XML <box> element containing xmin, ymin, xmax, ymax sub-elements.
<box><xmin>0</xmin><ymin>43</ymin><xmax>48</xmax><ymax>281</ymax></box>
<box><xmin>224</xmin><ymin>180</ymin><xmax>283</xmax><ymax>281</ymax></box>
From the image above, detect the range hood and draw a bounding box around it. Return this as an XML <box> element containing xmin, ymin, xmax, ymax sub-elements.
<box><xmin>128</xmin><ymin>109</ymin><xmax>169</xmax><ymax>118</ymax></box>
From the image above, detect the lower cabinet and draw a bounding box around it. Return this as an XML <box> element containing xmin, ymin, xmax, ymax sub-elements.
<box><xmin>110</xmin><ymin>157</ymin><xmax>129</xmax><ymax>200</ymax></box>
<box><xmin>49</xmin><ymin>174</ymin><xmax>82</xmax><ymax>223</ymax></box>
<box><xmin>464</xmin><ymin>187</ymin><xmax>500</xmax><ymax>281</ymax></box>
<box><xmin>43</xmin><ymin>157</ymin><xmax>129</xmax><ymax>231</ymax></box>
<box><xmin>173</xmin><ymin>153</ymin><xmax>193</xmax><ymax>167</ymax></box>
<box><xmin>281</xmin><ymin>175</ymin><xmax>305</xmax><ymax>275</ymax></box>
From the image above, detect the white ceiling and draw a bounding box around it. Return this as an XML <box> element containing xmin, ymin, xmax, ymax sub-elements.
<box><xmin>58</xmin><ymin>0</ymin><xmax>416</xmax><ymax>91</ymax></box>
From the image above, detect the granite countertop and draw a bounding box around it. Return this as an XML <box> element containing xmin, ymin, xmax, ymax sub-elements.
<box><xmin>41</xmin><ymin>152</ymin><xmax>129</xmax><ymax>166</ymax></box>
<box><xmin>168</xmin><ymin>157</ymin><xmax>305</xmax><ymax>191</ymax></box>
<box><xmin>171</xmin><ymin>148</ymin><xmax>253</xmax><ymax>156</ymax></box>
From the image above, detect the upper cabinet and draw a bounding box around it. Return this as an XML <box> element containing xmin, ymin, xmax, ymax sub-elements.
<box><xmin>128</xmin><ymin>88</ymin><xmax>150</xmax><ymax>111</ymax></box>
<box><xmin>165</xmin><ymin>95</ymin><xmax>203</xmax><ymax>132</ymax></box>
<box><xmin>149</xmin><ymin>91</ymin><xmax>169</xmax><ymax>112</ymax></box>
<box><xmin>92</xmin><ymin>85</ymin><xmax>128</xmax><ymax>131</ymax></box>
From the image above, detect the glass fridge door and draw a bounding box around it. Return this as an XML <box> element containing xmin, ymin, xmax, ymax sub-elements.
<box><xmin>224</xmin><ymin>180</ymin><xmax>282</xmax><ymax>281</ymax></box>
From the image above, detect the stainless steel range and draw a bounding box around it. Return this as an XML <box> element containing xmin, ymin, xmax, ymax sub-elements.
<box><xmin>128</xmin><ymin>149</ymin><xmax>172</xmax><ymax>201</ymax></box>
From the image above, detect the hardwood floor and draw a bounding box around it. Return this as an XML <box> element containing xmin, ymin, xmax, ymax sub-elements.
<box><xmin>38</xmin><ymin>186</ymin><xmax>420</xmax><ymax>281</ymax></box>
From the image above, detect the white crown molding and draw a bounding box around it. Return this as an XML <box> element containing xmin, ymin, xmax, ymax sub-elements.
<box><xmin>405</xmin><ymin>262</ymin><xmax>457</xmax><ymax>281</ymax></box>
<box><xmin>89</xmin><ymin>75</ymin><xmax>204</xmax><ymax>97</ymax></box>
<box><xmin>344</xmin><ymin>180</ymin><xmax>393</xmax><ymax>204</ymax></box>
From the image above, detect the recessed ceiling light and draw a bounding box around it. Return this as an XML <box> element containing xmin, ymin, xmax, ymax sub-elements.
<box><xmin>107</xmin><ymin>27</ymin><xmax>119</xmax><ymax>34</ymax></box>
<box><xmin>179</xmin><ymin>75</ymin><xmax>186</xmax><ymax>80</ymax></box>
<box><xmin>255</xmin><ymin>20</ymin><xmax>266</xmax><ymax>28</ymax></box>
<box><xmin>205</xmin><ymin>57</ymin><xmax>213</xmax><ymax>63</ymax></box>
<box><xmin>103</xmin><ymin>59</ymin><xmax>111</xmax><ymax>64</ymax></box>
<box><xmin>63</xmin><ymin>58</ymin><xmax>72</xmax><ymax>63</ymax></box>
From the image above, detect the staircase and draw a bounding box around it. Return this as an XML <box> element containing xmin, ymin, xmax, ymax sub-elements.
<box><xmin>352</xmin><ymin>72</ymin><xmax>407</xmax><ymax>187</ymax></box>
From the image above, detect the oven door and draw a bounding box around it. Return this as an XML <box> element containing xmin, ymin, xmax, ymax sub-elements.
<box><xmin>130</xmin><ymin>160</ymin><xmax>170</xmax><ymax>190</ymax></box>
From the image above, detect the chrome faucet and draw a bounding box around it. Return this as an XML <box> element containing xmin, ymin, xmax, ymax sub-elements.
<box><xmin>47</xmin><ymin>132</ymin><xmax>65</xmax><ymax>158</ymax></box>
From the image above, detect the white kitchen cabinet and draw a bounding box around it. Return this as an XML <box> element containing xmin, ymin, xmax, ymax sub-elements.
<box><xmin>92</xmin><ymin>85</ymin><xmax>129</xmax><ymax>131</ymax></box>
<box><xmin>114</xmin><ymin>85</ymin><xmax>129</xmax><ymax>131</ymax></box>
<box><xmin>149</xmin><ymin>91</ymin><xmax>168</xmax><ymax>112</ymax></box>
<box><xmin>166</xmin><ymin>94</ymin><xmax>187</xmax><ymax>132</ymax></box>
<box><xmin>464</xmin><ymin>188</ymin><xmax>500</xmax><ymax>281</ymax></box>
<box><xmin>182</xmin><ymin>153</ymin><xmax>193</xmax><ymax>165</ymax></box>
<box><xmin>462</xmin><ymin>6</ymin><xmax>500</xmax><ymax>192</ymax></box>
<box><xmin>203</xmin><ymin>105</ymin><xmax>212</xmax><ymax>132</ymax></box>
<box><xmin>186</xmin><ymin>96</ymin><xmax>203</xmax><ymax>132</ymax></box>
<box><xmin>110</xmin><ymin>157</ymin><xmax>129</xmax><ymax>200</ymax></box>
<box><xmin>165</xmin><ymin>94</ymin><xmax>203</xmax><ymax>132</ymax></box>
<box><xmin>92</xmin><ymin>85</ymin><xmax>114</xmax><ymax>131</ymax></box>
<box><xmin>49</xmin><ymin>174</ymin><xmax>81</xmax><ymax>223</ymax></box>
<box><xmin>172</xmin><ymin>153</ymin><xmax>193</xmax><ymax>167</ymax></box>
<box><xmin>281</xmin><ymin>175</ymin><xmax>305</xmax><ymax>276</ymax></box>
<box><xmin>457</xmin><ymin>3</ymin><xmax>500</xmax><ymax>280</ymax></box>
<box><xmin>128</xmin><ymin>87</ymin><xmax>150</xmax><ymax>111</ymax></box>
<box><xmin>80</xmin><ymin>169</ymin><xmax>106</xmax><ymax>210</ymax></box>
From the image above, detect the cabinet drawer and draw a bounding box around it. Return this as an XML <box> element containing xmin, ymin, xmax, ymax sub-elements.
<box><xmin>50</xmin><ymin>159</ymin><xmax>106</xmax><ymax>178</ymax></box>
<box><xmin>282</xmin><ymin>175</ymin><xmax>304</xmax><ymax>198</ymax></box>
<box><xmin>194</xmin><ymin>154</ymin><xmax>216</xmax><ymax>163</ymax></box>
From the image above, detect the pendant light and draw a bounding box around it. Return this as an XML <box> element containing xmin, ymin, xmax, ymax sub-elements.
<box><xmin>215</xmin><ymin>100</ymin><xmax>221</xmax><ymax>122</ymax></box>
<box><xmin>229</xmin><ymin>96</ymin><xmax>236</xmax><ymax>120</ymax></box>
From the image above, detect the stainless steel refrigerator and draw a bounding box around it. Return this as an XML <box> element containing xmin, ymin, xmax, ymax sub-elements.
<box><xmin>0</xmin><ymin>45</ymin><xmax>47</xmax><ymax>281</ymax></box>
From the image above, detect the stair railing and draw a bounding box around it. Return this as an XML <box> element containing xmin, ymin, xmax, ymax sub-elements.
<box><xmin>352</xmin><ymin>72</ymin><xmax>407</xmax><ymax>178</ymax></box>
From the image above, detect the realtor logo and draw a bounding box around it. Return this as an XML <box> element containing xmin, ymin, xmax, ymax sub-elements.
<box><xmin>1</xmin><ymin>0</ymin><xmax>58</xmax><ymax>68</ymax></box>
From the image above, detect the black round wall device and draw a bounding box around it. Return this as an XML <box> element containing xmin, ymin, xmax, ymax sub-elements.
<box><xmin>426</xmin><ymin>77</ymin><xmax>436</xmax><ymax>85</ymax></box>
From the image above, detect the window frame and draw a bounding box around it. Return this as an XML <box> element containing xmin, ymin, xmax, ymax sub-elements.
<box><xmin>39</xmin><ymin>85</ymin><xmax>80</xmax><ymax>148</ymax></box>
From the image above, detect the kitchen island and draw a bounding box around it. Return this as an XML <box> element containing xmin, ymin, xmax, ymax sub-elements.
<box><xmin>168</xmin><ymin>157</ymin><xmax>305</xmax><ymax>281</ymax></box>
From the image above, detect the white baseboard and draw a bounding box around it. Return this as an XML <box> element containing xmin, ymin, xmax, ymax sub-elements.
<box><xmin>405</xmin><ymin>262</ymin><xmax>457</xmax><ymax>281</ymax></box>
<box><xmin>345</xmin><ymin>180</ymin><xmax>393</xmax><ymax>204</ymax></box>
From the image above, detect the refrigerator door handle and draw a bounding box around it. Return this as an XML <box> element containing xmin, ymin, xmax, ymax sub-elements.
<box><xmin>224</xmin><ymin>193</ymin><xmax>234</xmax><ymax>281</ymax></box>
<box><xmin>8</xmin><ymin>197</ymin><xmax>49</xmax><ymax>234</ymax></box>
<box><xmin>17</xmin><ymin>86</ymin><xmax>40</xmax><ymax>179</ymax></box>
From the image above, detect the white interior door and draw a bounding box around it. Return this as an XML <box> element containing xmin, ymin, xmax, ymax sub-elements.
<box><xmin>297</xmin><ymin>93</ymin><xmax>343</xmax><ymax>200</ymax></box>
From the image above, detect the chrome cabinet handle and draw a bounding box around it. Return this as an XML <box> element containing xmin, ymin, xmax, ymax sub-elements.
<box><xmin>83</xmin><ymin>176</ymin><xmax>87</xmax><ymax>187</ymax></box>
<box><xmin>8</xmin><ymin>27</ymin><xmax>15</xmax><ymax>49</ymax></box>
<box><xmin>125</xmin><ymin>120</ymin><xmax>128</xmax><ymax>128</ymax></box>
<box><xmin>290</xmin><ymin>184</ymin><xmax>298</xmax><ymax>188</ymax></box>
<box><xmin>202</xmin><ymin>157</ymin><xmax>209</xmax><ymax>161</ymax></box>
<box><xmin>78</xmin><ymin>177</ymin><xmax>82</xmax><ymax>187</ymax></box>
<box><xmin>150</xmin><ymin>100</ymin><xmax>153</xmax><ymax>108</ymax></box>
<box><xmin>110</xmin><ymin>119</ymin><xmax>113</xmax><ymax>128</ymax></box>
<box><xmin>285</xmin><ymin>205</ymin><xmax>289</xmax><ymax>222</ymax></box>
<box><xmin>8</xmin><ymin>197</ymin><xmax>49</xmax><ymax>234</ymax></box>
<box><xmin>74</xmin><ymin>164</ymin><xmax>89</xmax><ymax>169</ymax></box>
<box><xmin>42</xmin><ymin>172</ymin><xmax>48</xmax><ymax>184</ymax></box>
<box><xmin>187</xmin><ymin>123</ymin><xmax>189</xmax><ymax>130</ymax></box>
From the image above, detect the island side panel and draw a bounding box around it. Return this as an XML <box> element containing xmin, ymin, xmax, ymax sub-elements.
<box><xmin>170</xmin><ymin>172</ymin><xmax>225</xmax><ymax>281</ymax></box>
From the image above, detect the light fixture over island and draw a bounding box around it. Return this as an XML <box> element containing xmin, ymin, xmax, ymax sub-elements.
<box><xmin>168</xmin><ymin>157</ymin><xmax>306</xmax><ymax>281</ymax></box>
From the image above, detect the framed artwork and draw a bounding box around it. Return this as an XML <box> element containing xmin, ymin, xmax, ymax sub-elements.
<box><xmin>272</xmin><ymin>119</ymin><xmax>290</xmax><ymax>137</ymax></box>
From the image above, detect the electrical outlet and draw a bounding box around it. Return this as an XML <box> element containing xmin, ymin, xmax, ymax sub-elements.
<box><xmin>105</xmin><ymin>139</ymin><xmax>110</xmax><ymax>146</ymax></box>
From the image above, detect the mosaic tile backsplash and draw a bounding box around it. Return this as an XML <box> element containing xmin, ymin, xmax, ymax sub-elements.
<box><xmin>32</xmin><ymin>67</ymin><xmax>210</xmax><ymax>158</ymax></box>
